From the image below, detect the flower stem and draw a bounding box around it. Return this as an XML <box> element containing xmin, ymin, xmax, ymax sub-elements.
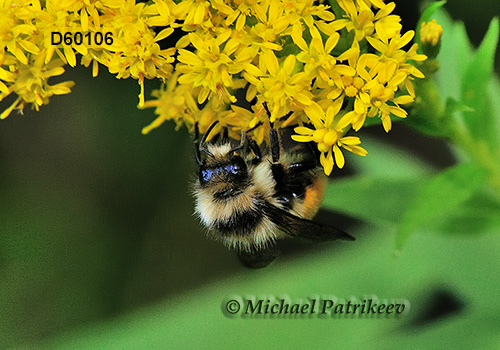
<box><xmin>449</xmin><ymin>120</ymin><xmax>500</xmax><ymax>200</ymax></box>
<box><xmin>414</xmin><ymin>75</ymin><xmax>500</xmax><ymax>202</ymax></box>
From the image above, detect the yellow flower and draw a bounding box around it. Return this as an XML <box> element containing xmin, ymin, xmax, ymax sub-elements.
<box><xmin>103</xmin><ymin>0</ymin><xmax>177</xmax><ymax>106</ymax></box>
<box><xmin>249</xmin><ymin>0</ymin><xmax>290</xmax><ymax>44</ymax></box>
<box><xmin>420</xmin><ymin>19</ymin><xmax>443</xmax><ymax>46</ymax></box>
<box><xmin>0</xmin><ymin>0</ymin><xmax>39</xmax><ymax>65</ymax></box>
<box><xmin>194</xmin><ymin>98</ymin><xmax>242</xmax><ymax>138</ymax></box>
<box><xmin>245</xmin><ymin>104</ymin><xmax>272</xmax><ymax>145</ymax></box>
<box><xmin>177</xmin><ymin>29</ymin><xmax>243</xmax><ymax>104</ymax></box>
<box><xmin>418</xmin><ymin>19</ymin><xmax>443</xmax><ymax>60</ymax></box>
<box><xmin>367</xmin><ymin>30</ymin><xmax>419</xmax><ymax>62</ymax></box>
<box><xmin>358</xmin><ymin>0</ymin><xmax>386</xmax><ymax>8</ymax></box>
<box><xmin>0</xmin><ymin>0</ymin><xmax>79</xmax><ymax>118</ymax></box>
<box><xmin>364</xmin><ymin>79</ymin><xmax>414</xmax><ymax>132</ymax></box>
<box><xmin>293</xmin><ymin>23</ymin><xmax>355</xmax><ymax>88</ymax></box>
<box><xmin>1</xmin><ymin>0</ymin><xmax>427</xmax><ymax>176</ymax></box>
<box><xmin>257</xmin><ymin>53</ymin><xmax>312</xmax><ymax>121</ymax></box>
<box><xmin>221</xmin><ymin>104</ymin><xmax>260</xmax><ymax>141</ymax></box>
<box><xmin>212</xmin><ymin>0</ymin><xmax>261</xmax><ymax>31</ymax></box>
<box><xmin>291</xmin><ymin>99</ymin><xmax>367</xmax><ymax>175</ymax></box>
<box><xmin>353</xmin><ymin>54</ymin><xmax>414</xmax><ymax>131</ymax></box>
<box><xmin>333</xmin><ymin>0</ymin><xmax>402</xmax><ymax>43</ymax></box>
<box><xmin>140</xmin><ymin>72</ymin><xmax>198</xmax><ymax>134</ymax></box>
<box><xmin>174</xmin><ymin>0</ymin><xmax>212</xmax><ymax>29</ymax></box>
<box><xmin>316</xmin><ymin>41</ymin><xmax>372</xmax><ymax>131</ymax></box>
<box><xmin>1</xmin><ymin>54</ymin><xmax>74</xmax><ymax>119</ymax></box>
<box><xmin>282</xmin><ymin>0</ymin><xmax>336</xmax><ymax>35</ymax></box>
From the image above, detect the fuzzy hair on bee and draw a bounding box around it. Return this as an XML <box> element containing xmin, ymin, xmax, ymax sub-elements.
<box><xmin>192</xmin><ymin>119</ymin><xmax>354</xmax><ymax>268</ymax></box>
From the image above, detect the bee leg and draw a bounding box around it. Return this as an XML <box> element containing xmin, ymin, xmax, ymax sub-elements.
<box><xmin>247</xmin><ymin>138</ymin><xmax>262</xmax><ymax>164</ymax></box>
<box><xmin>285</xmin><ymin>141</ymin><xmax>322</xmax><ymax>174</ymax></box>
<box><xmin>269</xmin><ymin>128</ymin><xmax>281</xmax><ymax>163</ymax></box>
<box><xmin>286</xmin><ymin>161</ymin><xmax>318</xmax><ymax>174</ymax></box>
<box><xmin>262</xmin><ymin>100</ymin><xmax>288</xmax><ymax>165</ymax></box>
<box><xmin>306</xmin><ymin>141</ymin><xmax>321</xmax><ymax>164</ymax></box>
<box><xmin>269</xmin><ymin>128</ymin><xmax>290</xmax><ymax>196</ymax></box>
<box><xmin>237</xmin><ymin>246</ymin><xmax>281</xmax><ymax>269</ymax></box>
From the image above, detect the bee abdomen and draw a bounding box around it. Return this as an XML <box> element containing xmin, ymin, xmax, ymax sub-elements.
<box><xmin>212</xmin><ymin>208</ymin><xmax>263</xmax><ymax>237</ymax></box>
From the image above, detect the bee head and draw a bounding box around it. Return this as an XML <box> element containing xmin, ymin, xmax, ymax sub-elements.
<box><xmin>198</xmin><ymin>150</ymin><xmax>248</xmax><ymax>186</ymax></box>
<box><xmin>195</xmin><ymin>122</ymin><xmax>255</xmax><ymax>189</ymax></box>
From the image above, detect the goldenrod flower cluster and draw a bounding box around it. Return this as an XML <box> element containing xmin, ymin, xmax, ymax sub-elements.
<box><xmin>0</xmin><ymin>0</ymin><xmax>426</xmax><ymax>175</ymax></box>
<box><xmin>1</xmin><ymin>0</ymin><xmax>177</xmax><ymax>117</ymax></box>
<box><xmin>420</xmin><ymin>19</ymin><xmax>443</xmax><ymax>46</ymax></box>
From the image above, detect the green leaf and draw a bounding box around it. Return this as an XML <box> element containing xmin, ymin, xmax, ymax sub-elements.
<box><xmin>403</xmin><ymin>114</ymin><xmax>445</xmax><ymax>138</ymax></box>
<box><xmin>434</xmin><ymin>11</ymin><xmax>473</xmax><ymax>101</ymax></box>
<box><xmin>348</xmin><ymin>135</ymin><xmax>435</xmax><ymax>177</ymax></box>
<box><xmin>405</xmin><ymin>79</ymin><xmax>447</xmax><ymax>137</ymax></box>
<box><xmin>427</xmin><ymin>190</ymin><xmax>500</xmax><ymax>236</ymax></box>
<box><xmin>326</xmin><ymin>133</ymin><xmax>499</xmax><ymax>244</ymax></box>
<box><xmin>461</xmin><ymin>18</ymin><xmax>500</xmax><ymax>149</ymax></box>
<box><xmin>323</xmin><ymin>136</ymin><xmax>434</xmax><ymax>227</ymax></box>
<box><xmin>328</xmin><ymin>0</ymin><xmax>344</xmax><ymax>18</ymax></box>
<box><xmin>323</xmin><ymin>176</ymin><xmax>423</xmax><ymax>227</ymax></box>
<box><xmin>359</xmin><ymin>115</ymin><xmax>382</xmax><ymax>128</ymax></box>
<box><xmin>445</xmin><ymin>97</ymin><xmax>474</xmax><ymax>115</ymax></box>
<box><xmin>415</xmin><ymin>1</ymin><xmax>447</xmax><ymax>48</ymax></box>
<box><xmin>40</xmin><ymin>225</ymin><xmax>500</xmax><ymax>350</ymax></box>
<box><xmin>410</xmin><ymin>9</ymin><xmax>482</xmax><ymax>140</ymax></box>
<box><xmin>488</xmin><ymin>73</ymin><xmax>500</xmax><ymax>158</ymax></box>
<box><xmin>396</xmin><ymin>163</ymin><xmax>487</xmax><ymax>250</ymax></box>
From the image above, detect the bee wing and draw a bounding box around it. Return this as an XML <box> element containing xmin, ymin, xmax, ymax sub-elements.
<box><xmin>263</xmin><ymin>202</ymin><xmax>355</xmax><ymax>242</ymax></box>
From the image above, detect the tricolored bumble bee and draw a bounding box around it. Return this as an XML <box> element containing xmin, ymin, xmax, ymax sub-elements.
<box><xmin>193</xmin><ymin>115</ymin><xmax>354</xmax><ymax>268</ymax></box>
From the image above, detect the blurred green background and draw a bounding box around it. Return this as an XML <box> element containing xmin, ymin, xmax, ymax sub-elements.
<box><xmin>1</xmin><ymin>1</ymin><xmax>500</xmax><ymax>349</ymax></box>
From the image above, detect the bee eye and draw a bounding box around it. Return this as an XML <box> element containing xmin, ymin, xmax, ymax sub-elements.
<box><xmin>229</xmin><ymin>156</ymin><xmax>247</xmax><ymax>177</ymax></box>
<box><xmin>200</xmin><ymin>168</ymin><xmax>213</xmax><ymax>182</ymax></box>
<box><xmin>225</xmin><ymin>164</ymin><xmax>239</xmax><ymax>174</ymax></box>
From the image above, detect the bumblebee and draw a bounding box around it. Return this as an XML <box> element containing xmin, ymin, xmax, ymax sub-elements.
<box><xmin>193</xmin><ymin>119</ymin><xmax>354</xmax><ymax>268</ymax></box>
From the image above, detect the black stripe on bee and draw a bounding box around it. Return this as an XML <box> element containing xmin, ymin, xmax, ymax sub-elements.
<box><xmin>213</xmin><ymin>202</ymin><xmax>266</xmax><ymax>237</ymax></box>
<box><xmin>213</xmin><ymin>187</ymin><xmax>245</xmax><ymax>200</ymax></box>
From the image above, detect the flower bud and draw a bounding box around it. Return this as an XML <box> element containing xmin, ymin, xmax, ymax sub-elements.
<box><xmin>420</xmin><ymin>19</ymin><xmax>443</xmax><ymax>59</ymax></box>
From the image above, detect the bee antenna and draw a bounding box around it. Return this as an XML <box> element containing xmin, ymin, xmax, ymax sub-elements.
<box><xmin>229</xmin><ymin>129</ymin><xmax>246</xmax><ymax>154</ymax></box>
<box><xmin>194</xmin><ymin>122</ymin><xmax>202</xmax><ymax>166</ymax></box>
<box><xmin>280</xmin><ymin>110</ymin><xmax>293</xmax><ymax>122</ymax></box>
<box><xmin>200</xmin><ymin>147</ymin><xmax>214</xmax><ymax>158</ymax></box>
<box><xmin>262</xmin><ymin>102</ymin><xmax>277</xmax><ymax>128</ymax></box>
<box><xmin>246</xmin><ymin>121</ymin><xmax>263</xmax><ymax>134</ymax></box>
<box><xmin>194</xmin><ymin>122</ymin><xmax>200</xmax><ymax>140</ymax></box>
<box><xmin>201</xmin><ymin>121</ymin><xmax>219</xmax><ymax>145</ymax></box>
<box><xmin>262</xmin><ymin>102</ymin><xmax>271</xmax><ymax>118</ymax></box>
<box><xmin>196</xmin><ymin>121</ymin><xmax>218</xmax><ymax>163</ymax></box>
<box><xmin>262</xmin><ymin>102</ymin><xmax>292</xmax><ymax>126</ymax></box>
